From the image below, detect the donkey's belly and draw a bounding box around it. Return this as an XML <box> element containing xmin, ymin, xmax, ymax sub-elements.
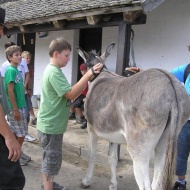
<box><xmin>95</xmin><ymin>130</ymin><xmax>127</xmax><ymax>144</ymax></box>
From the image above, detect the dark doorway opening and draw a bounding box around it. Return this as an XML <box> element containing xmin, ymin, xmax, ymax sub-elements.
<box><xmin>78</xmin><ymin>28</ymin><xmax>102</xmax><ymax>80</ymax></box>
<box><xmin>17</xmin><ymin>33</ymin><xmax>36</xmax><ymax>93</ymax></box>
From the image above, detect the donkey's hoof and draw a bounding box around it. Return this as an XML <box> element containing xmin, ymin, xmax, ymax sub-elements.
<box><xmin>80</xmin><ymin>183</ymin><xmax>90</xmax><ymax>189</ymax></box>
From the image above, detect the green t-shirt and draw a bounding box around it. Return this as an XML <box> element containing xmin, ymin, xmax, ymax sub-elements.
<box><xmin>37</xmin><ymin>64</ymin><xmax>71</xmax><ymax>134</ymax></box>
<box><xmin>4</xmin><ymin>66</ymin><xmax>26</xmax><ymax>109</ymax></box>
<box><xmin>0</xmin><ymin>73</ymin><xmax>10</xmax><ymax>115</ymax></box>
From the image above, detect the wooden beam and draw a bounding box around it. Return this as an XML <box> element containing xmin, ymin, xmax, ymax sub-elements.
<box><xmin>5</xmin><ymin>4</ymin><xmax>142</xmax><ymax>28</ymax></box>
<box><xmin>52</xmin><ymin>20</ymin><xmax>66</xmax><ymax>29</ymax></box>
<box><xmin>86</xmin><ymin>15</ymin><xmax>102</xmax><ymax>25</ymax></box>
<box><xmin>19</xmin><ymin>25</ymin><xmax>26</xmax><ymax>32</ymax></box>
<box><xmin>123</xmin><ymin>10</ymin><xmax>142</xmax><ymax>22</ymax></box>
<box><xmin>116</xmin><ymin>23</ymin><xmax>131</xmax><ymax>76</ymax></box>
<box><xmin>102</xmin><ymin>15</ymin><xmax>112</xmax><ymax>22</ymax></box>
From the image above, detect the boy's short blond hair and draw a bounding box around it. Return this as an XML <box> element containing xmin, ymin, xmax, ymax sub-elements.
<box><xmin>5</xmin><ymin>45</ymin><xmax>22</xmax><ymax>62</ymax></box>
<box><xmin>49</xmin><ymin>38</ymin><xmax>71</xmax><ymax>57</ymax></box>
<box><xmin>21</xmin><ymin>51</ymin><xmax>32</xmax><ymax>58</ymax></box>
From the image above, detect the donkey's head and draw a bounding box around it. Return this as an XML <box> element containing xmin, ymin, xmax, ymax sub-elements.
<box><xmin>77</xmin><ymin>42</ymin><xmax>115</xmax><ymax>68</ymax></box>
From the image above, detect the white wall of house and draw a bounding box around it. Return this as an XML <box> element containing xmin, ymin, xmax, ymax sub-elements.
<box><xmin>133</xmin><ymin>0</ymin><xmax>190</xmax><ymax>71</ymax></box>
<box><xmin>34</xmin><ymin>30</ymin><xmax>77</xmax><ymax>95</ymax></box>
<box><xmin>101</xmin><ymin>26</ymin><xmax>118</xmax><ymax>72</ymax></box>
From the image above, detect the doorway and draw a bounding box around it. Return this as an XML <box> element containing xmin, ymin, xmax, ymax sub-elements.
<box><xmin>78</xmin><ymin>28</ymin><xmax>102</xmax><ymax>80</ymax></box>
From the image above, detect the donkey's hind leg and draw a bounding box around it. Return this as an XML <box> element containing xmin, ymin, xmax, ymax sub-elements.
<box><xmin>151</xmin><ymin>128</ymin><xmax>168</xmax><ymax>190</ymax></box>
<box><xmin>81</xmin><ymin>127</ymin><xmax>98</xmax><ymax>189</ymax></box>
<box><xmin>132</xmin><ymin>155</ymin><xmax>152</xmax><ymax>190</ymax></box>
<box><xmin>108</xmin><ymin>143</ymin><xmax>118</xmax><ymax>190</ymax></box>
<box><xmin>128</xmin><ymin>139</ymin><xmax>154</xmax><ymax>190</ymax></box>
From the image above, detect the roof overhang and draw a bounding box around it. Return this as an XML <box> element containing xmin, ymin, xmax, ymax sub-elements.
<box><xmin>0</xmin><ymin>0</ymin><xmax>165</xmax><ymax>34</ymax></box>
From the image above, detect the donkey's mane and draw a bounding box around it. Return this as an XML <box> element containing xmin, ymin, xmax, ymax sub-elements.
<box><xmin>87</xmin><ymin>49</ymin><xmax>99</xmax><ymax>62</ymax></box>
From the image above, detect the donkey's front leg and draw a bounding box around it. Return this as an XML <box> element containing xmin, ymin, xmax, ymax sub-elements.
<box><xmin>108</xmin><ymin>143</ymin><xmax>118</xmax><ymax>190</ymax></box>
<box><xmin>81</xmin><ymin>127</ymin><xmax>98</xmax><ymax>189</ymax></box>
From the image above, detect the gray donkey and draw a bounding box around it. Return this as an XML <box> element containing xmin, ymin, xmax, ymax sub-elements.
<box><xmin>77</xmin><ymin>43</ymin><xmax>190</xmax><ymax>190</ymax></box>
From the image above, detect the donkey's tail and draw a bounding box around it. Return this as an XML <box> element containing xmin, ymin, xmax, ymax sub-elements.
<box><xmin>160</xmin><ymin>70</ymin><xmax>188</xmax><ymax>190</ymax></box>
<box><xmin>161</xmin><ymin>100</ymin><xmax>179</xmax><ymax>190</ymax></box>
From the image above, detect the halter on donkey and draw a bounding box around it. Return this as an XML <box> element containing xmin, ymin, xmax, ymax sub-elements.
<box><xmin>77</xmin><ymin>43</ymin><xmax>190</xmax><ymax>190</ymax></box>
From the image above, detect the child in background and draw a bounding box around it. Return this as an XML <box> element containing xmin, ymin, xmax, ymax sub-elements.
<box><xmin>4</xmin><ymin>45</ymin><xmax>27</xmax><ymax>148</ymax></box>
<box><xmin>21</xmin><ymin>51</ymin><xmax>37</xmax><ymax>126</ymax></box>
<box><xmin>69</xmin><ymin>63</ymin><xmax>88</xmax><ymax>129</ymax></box>
<box><xmin>1</xmin><ymin>42</ymin><xmax>32</xmax><ymax>166</ymax></box>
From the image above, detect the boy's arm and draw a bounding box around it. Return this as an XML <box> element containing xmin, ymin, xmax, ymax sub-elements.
<box><xmin>24</xmin><ymin>72</ymin><xmax>30</xmax><ymax>90</ymax></box>
<box><xmin>0</xmin><ymin>103</ymin><xmax>21</xmax><ymax>161</ymax></box>
<box><xmin>22</xmin><ymin>60</ymin><xmax>30</xmax><ymax>89</ymax></box>
<box><xmin>8</xmin><ymin>82</ymin><xmax>20</xmax><ymax>121</ymax></box>
<box><xmin>65</xmin><ymin>63</ymin><xmax>102</xmax><ymax>100</ymax></box>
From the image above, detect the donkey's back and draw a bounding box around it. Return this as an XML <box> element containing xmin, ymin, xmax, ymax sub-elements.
<box><xmin>86</xmin><ymin>69</ymin><xmax>189</xmax><ymax>137</ymax></box>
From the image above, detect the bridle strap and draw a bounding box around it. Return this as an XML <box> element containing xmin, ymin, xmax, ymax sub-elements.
<box><xmin>89</xmin><ymin>65</ymin><xmax>105</xmax><ymax>82</ymax></box>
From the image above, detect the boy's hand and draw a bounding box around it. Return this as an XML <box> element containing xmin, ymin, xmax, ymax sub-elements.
<box><xmin>5</xmin><ymin>135</ymin><xmax>21</xmax><ymax>162</ymax></box>
<box><xmin>27</xmin><ymin>89</ymin><xmax>32</xmax><ymax>97</ymax></box>
<box><xmin>13</xmin><ymin>109</ymin><xmax>21</xmax><ymax>121</ymax></box>
<box><xmin>87</xmin><ymin>63</ymin><xmax>103</xmax><ymax>79</ymax></box>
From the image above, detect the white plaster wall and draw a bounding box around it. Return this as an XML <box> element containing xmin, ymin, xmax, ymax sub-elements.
<box><xmin>101</xmin><ymin>26</ymin><xmax>118</xmax><ymax>72</ymax></box>
<box><xmin>34</xmin><ymin>30</ymin><xmax>78</xmax><ymax>95</ymax></box>
<box><xmin>0</xmin><ymin>35</ymin><xmax>15</xmax><ymax>68</ymax></box>
<box><xmin>133</xmin><ymin>0</ymin><xmax>190</xmax><ymax>71</ymax></box>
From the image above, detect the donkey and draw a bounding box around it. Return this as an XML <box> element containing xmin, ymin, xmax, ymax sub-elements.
<box><xmin>77</xmin><ymin>43</ymin><xmax>190</xmax><ymax>190</ymax></box>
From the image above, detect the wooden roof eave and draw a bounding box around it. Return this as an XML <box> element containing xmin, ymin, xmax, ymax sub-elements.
<box><xmin>5</xmin><ymin>3</ymin><xmax>142</xmax><ymax>28</ymax></box>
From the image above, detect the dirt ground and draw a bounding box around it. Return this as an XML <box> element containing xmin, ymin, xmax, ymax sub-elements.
<box><xmin>22</xmin><ymin>141</ymin><xmax>190</xmax><ymax>190</ymax></box>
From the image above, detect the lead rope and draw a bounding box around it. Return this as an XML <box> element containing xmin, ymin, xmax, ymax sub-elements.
<box><xmin>129</xmin><ymin>29</ymin><xmax>136</xmax><ymax>67</ymax></box>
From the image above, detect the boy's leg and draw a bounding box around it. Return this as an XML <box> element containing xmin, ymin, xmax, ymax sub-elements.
<box><xmin>24</xmin><ymin>96</ymin><xmax>37</xmax><ymax>141</ymax></box>
<box><xmin>25</xmin><ymin>94</ymin><xmax>30</xmax><ymax>123</ymax></box>
<box><xmin>7</xmin><ymin>108</ymin><xmax>28</xmax><ymax>166</ymax></box>
<box><xmin>42</xmin><ymin>175</ymin><xmax>54</xmax><ymax>190</ymax></box>
<box><xmin>16</xmin><ymin>137</ymin><xmax>25</xmax><ymax>146</ymax></box>
<box><xmin>27</xmin><ymin>95</ymin><xmax>37</xmax><ymax>125</ymax></box>
<box><xmin>75</xmin><ymin>107</ymin><xmax>83</xmax><ymax>118</ymax></box>
<box><xmin>69</xmin><ymin>106</ymin><xmax>76</xmax><ymax>119</ymax></box>
<box><xmin>38</xmin><ymin>131</ymin><xmax>63</xmax><ymax>190</ymax></box>
<box><xmin>73</xmin><ymin>95</ymin><xmax>86</xmax><ymax>122</ymax></box>
<box><xmin>172</xmin><ymin>121</ymin><xmax>190</xmax><ymax>190</ymax></box>
<box><xmin>7</xmin><ymin>108</ymin><xmax>28</xmax><ymax>144</ymax></box>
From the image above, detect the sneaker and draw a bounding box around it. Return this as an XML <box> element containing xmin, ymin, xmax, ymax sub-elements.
<box><xmin>31</xmin><ymin>118</ymin><xmax>37</xmax><ymax>125</ymax></box>
<box><xmin>24</xmin><ymin>134</ymin><xmax>36</xmax><ymax>142</ymax></box>
<box><xmin>20</xmin><ymin>158</ymin><xmax>28</xmax><ymax>166</ymax></box>
<box><xmin>172</xmin><ymin>181</ymin><xmax>186</xmax><ymax>190</ymax></box>
<box><xmin>80</xmin><ymin>121</ymin><xmax>87</xmax><ymax>129</ymax></box>
<box><xmin>41</xmin><ymin>182</ymin><xmax>68</xmax><ymax>190</ymax></box>
<box><xmin>21</xmin><ymin>152</ymin><xmax>31</xmax><ymax>162</ymax></box>
<box><xmin>69</xmin><ymin>113</ymin><xmax>76</xmax><ymax>119</ymax></box>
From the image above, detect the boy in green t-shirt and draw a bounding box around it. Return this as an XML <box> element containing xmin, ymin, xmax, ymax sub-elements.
<box><xmin>37</xmin><ymin>37</ymin><xmax>102</xmax><ymax>190</ymax></box>
<box><xmin>4</xmin><ymin>45</ymin><xmax>27</xmax><ymax>147</ymax></box>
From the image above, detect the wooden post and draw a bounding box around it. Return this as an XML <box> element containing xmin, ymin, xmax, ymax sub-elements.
<box><xmin>116</xmin><ymin>23</ymin><xmax>131</xmax><ymax>75</ymax></box>
<box><xmin>113</xmin><ymin>23</ymin><xmax>131</xmax><ymax>162</ymax></box>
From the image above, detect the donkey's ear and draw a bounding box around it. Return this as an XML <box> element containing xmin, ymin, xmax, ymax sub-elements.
<box><xmin>101</xmin><ymin>42</ymin><xmax>115</xmax><ymax>60</ymax></box>
<box><xmin>76</xmin><ymin>47</ymin><xmax>89</xmax><ymax>63</ymax></box>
